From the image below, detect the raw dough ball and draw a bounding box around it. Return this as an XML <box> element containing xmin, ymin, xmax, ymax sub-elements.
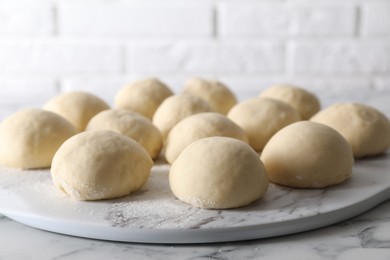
<box><xmin>310</xmin><ymin>103</ymin><xmax>390</xmax><ymax>158</ymax></box>
<box><xmin>260</xmin><ymin>84</ymin><xmax>320</xmax><ymax>120</ymax></box>
<box><xmin>169</xmin><ymin>137</ymin><xmax>268</xmax><ymax>209</ymax></box>
<box><xmin>114</xmin><ymin>78</ymin><xmax>173</xmax><ymax>119</ymax></box>
<box><xmin>86</xmin><ymin>109</ymin><xmax>163</xmax><ymax>159</ymax></box>
<box><xmin>227</xmin><ymin>97</ymin><xmax>301</xmax><ymax>151</ymax></box>
<box><xmin>51</xmin><ymin>130</ymin><xmax>153</xmax><ymax>201</ymax></box>
<box><xmin>44</xmin><ymin>91</ymin><xmax>110</xmax><ymax>132</ymax></box>
<box><xmin>0</xmin><ymin>108</ymin><xmax>77</xmax><ymax>169</ymax></box>
<box><xmin>183</xmin><ymin>78</ymin><xmax>237</xmax><ymax>114</ymax></box>
<box><xmin>165</xmin><ymin>112</ymin><xmax>248</xmax><ymax>164</ymax></box>
<box><xmin>152</xmin><ymin>94</ymin><xmax>213</xmax><ymax>139</ymax></box>
<box><xmin>261</xmin><ymin>121</ymin><xmax>354</xmax><ymax>188</ymax></box>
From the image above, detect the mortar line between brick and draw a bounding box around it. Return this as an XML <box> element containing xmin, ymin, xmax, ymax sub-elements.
<box><xmin>212</xmin><ymin>4</ymin><xmax>218</xmax><ymax>38</ymax></box>
<box><xmin>355</xmin><ymin>4</ymin><xmax>362</xmax><ymax>38</ymax></box>
<box><xmin>285</xmin><ymin>40</ymin><xmax>294</xmax><ymax>78</ymax></box>
<box><xmin>52</xmin><ymin>2</ymin><xmax>59</xmax><ymax>36</ymax></box>
<box><xmin>121</xmin><ymin>44</ymin><xmax>127</xmax><ymax>74</ymax></box>
<box><xmin>54</xmin><ymin>78</ymin><xmax>62</xmax><ymax>94</ymax></box>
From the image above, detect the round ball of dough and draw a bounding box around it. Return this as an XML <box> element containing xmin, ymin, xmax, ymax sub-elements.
<box><xmin>0</xmin><ymin>108</ymin><xmax>77</xmax><ymax>169</ymax></box>
<box><xmin>51</xmin><ymin>130</ymin><xmax>153</xmax><ymax>201</ymax></box>
<box><xmin>183</xmin><ymin>78</ymin><xmax>237</xmax><ymax>114</ymax></box>
<box><xmin>152</xmin><ymin>94</ymin><xmax>213</xmax><ymax>139</ymax></box>
<box><xmin>261</xmin><ymin>121</ymin><xmax>354</xmax><ymax>188</ymax></box>
<box><xmin>114</xmin><ymin>78</ymin><xmax>173</xmax><ymax>119</ymax></box>
<box><xmin>44</xmin><ymin>91</ymin><xmax>110</xmax><ymax>132</ymax></box>
<box><xmin>310</xmin><ymin>103</ymin><xmax>390</xmax><ymax>158</ymax></box>
<box><xmin>169</xmin><ymin>137</ymin><xmax>268</xmax><ymax>209</ymax></box>
<box><xmin>86</xmin><ymin>109</ymin><xmax>163</xmax><ymax>159</ymax></box>
<box><xmin>165</xmin><ymin>112</ymin><xmax>248</xmax><ymax>164</ymax></box>
<box><xmin>259</xmin><ymin>84</ymin><xmax>320</xmax><ymax>120</ymax></box>
<box><xmin>227</xmin><ymin>97</ymin><xmax>301</xmax><ymax>151</ymax></box>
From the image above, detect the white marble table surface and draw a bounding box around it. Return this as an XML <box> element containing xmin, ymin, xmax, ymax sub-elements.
<box><xmin>0</xmin><ymin>201</ymin><xmax>390</xmax><ymax>260</ymax></box>
<box><xmin>1</xmin><ymin>92</ymin><xmax>390</xmax><ymax>259</ymax></box>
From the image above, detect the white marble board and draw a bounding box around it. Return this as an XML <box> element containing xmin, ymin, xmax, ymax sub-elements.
<box><xmin>0</xmin><ymin>154</ymin><xmax>389</xmax><ymax>244</ymax></box>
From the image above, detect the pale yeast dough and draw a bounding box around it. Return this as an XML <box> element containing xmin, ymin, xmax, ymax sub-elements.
<box><xmin>261</xmin><ymin>121</ymin><xmax>354</xmax><ymax>188</ymax></box>
<box><xmin>165</xmin><ymin>112</ymin><xmax>248</xmax><ymax>164</ymax></box>
<box><xmin>86</xmin><ymin>109</ymin><xmax>163</xmax><ymax>159</ymax></box>
<box><xmin>152</xmin><ymin>94</ymin><xmax>213</xmax><ymax>139</ymax></box>
<box><xmin>0</xmin><ymin>108</ymin><xmax>77</xmax><ymax>169</ymax></box>
<box><xmin>310</xmin><ymin>103</ymin><xmax>390</xmax><ymax>158</ymax></box>
<box><xmin>44</xmin><ymin>91</ymin><xmax>109</xmax><ymax>132</ymax></box>
<box><xmin>183</xmin><ymin>78</ymin><xmax>237</xmax><ymax>115</ymax></box>
<box><xmin>260</xmin><ymin>84</ymin><xmax>320</xmax><ymax>120</ymax></box>
<box><xmin>228</xmin><ymin>97</ymin><xmax>300</xmax><ymax>151</ymax></box>
<box><xmin>51</xmin><ymin>130</ymin><xmax>153</xmax><ymax>201</ymax></box>
<box><xmin>114</xmin><ymin>78</ymin><xmax>173</xmax><ymax>119</ymax></box>
<box><xmin>169</xmin><ymin>137</ymin><xmax>269</xmax><ymax>209</ymax></box>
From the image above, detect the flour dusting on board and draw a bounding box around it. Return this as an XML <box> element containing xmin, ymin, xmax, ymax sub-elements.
<box><xmin>104</xmin><ymin>166</ymin><xmax>222</xmax><ymax>229</ymax></box>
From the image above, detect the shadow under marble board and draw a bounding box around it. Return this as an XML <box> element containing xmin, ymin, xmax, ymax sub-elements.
<box><xmin>0</xmin><ymin>153</ymin><xmax>389</xmax><ymax>244</ymax></box>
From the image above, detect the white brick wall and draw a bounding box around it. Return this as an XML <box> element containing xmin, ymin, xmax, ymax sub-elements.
<box><xmin>0</xmin><ymin>0</ymin><xmax>389</xmax><ymax>118</ymax></box>
<box><xmin>0</xmin><ymin>40</ymin><xmax>122</xmax><ymax>73</ymax></box>
<box><xmin>0</xmin><ymin>77</ymin><xmax>57</xmax><ymax>118</ymax></box>
<box><xmin>128</xmin><ymin>41</ymin><xmax>219</xmax><ymax>73</ymax></box>
<box><xmin>0</xmin><ymin>4</ymin><xmax>53</xmax><ymax>36</ymax></box>
<box><xmin>59</xmin><ymin>3</ymin><xmax>213</xmax><ymax>37</ymax></box>
<box><xmin>127</xmin><ymin>41</ymin><xmax>285</xmax><ymax>74</ymax></box>
<box><xmin>219</xmin><ymin>3</ymin><xmax>290</xmax><ymax>36</ymax></box>
<box><xmin>219</xmin><ymin>3</ymin><xmax>356</xmax><ymax>36</ymax></box>
<box><xmin>361</xmin><ymin>3</ymin><xmax>390</xmax><ymax>36</ymax></box>
<box><xmin>290</xmin><ymin>41</ymin><xmax>390</xmax><ymax>74</ymax></box>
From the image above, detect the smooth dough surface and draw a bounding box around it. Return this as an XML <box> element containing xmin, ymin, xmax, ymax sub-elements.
<box><xmin>43</xmin><ymin>91</ymin><xmax>110</xmax><ymax>132</ymax></box>
<box><xmin>310</xmin><ymin>103</ymin><xmax>390</xmax><ymax>158</ymax></box>
<box><xmin>86</xmin><ymin>109</ymin><xmax>163</xmax><ymax>159</ymax></box>
<box><xmin>165</xmin><ymin>112</ymin><xmax>248</xmax><ymax>164</ymax></box>
<box><xmin>260</xmin><ymin>121</ymin><xmax>354</xmax><ymax>188</ymax></box>
<box><xmin>227</xmin><ymin>97</ymin><xmax>300</xmax><ymax>151</ymax></box>
<box><xmin>169</xmin><ymin>137</ymin><xmax>269</xmax><ymax>209</ymax></box>
<box><xmin>260</xmin><ymin>84</ymin><xmax>321</xmax><ymax>120</ymax></box>
<box><xmin>183</xmin><ymin>78</ymin><xmax>237</xmax><ymax>114</ymax></box>
<box><xmin>51</xmin><ymin>130</ymin><xmax>153</xmax><ymax>201</ymax></box>
<box><xmin>152</xmin><ymin>94</ymin><xmax>213</xmax><ymax>139</ymax></box>
<box><xmin>114</xmin><ymin>78</ymin><xmax>173</xmax><ymax>119</ymax></box>
<box><xmin>0</xmin><ymin>108</ymin><xmax>77</xmax><ymax>169</ymax></box>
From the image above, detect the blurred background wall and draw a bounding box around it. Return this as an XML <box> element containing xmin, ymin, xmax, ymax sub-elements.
<box><xmin>0</xmin><ymin>0</ymin><xmax>389</xmax><ymax>118</ymax></box>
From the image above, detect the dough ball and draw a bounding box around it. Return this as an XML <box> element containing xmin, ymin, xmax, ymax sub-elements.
<box><xmin>86</xmin><ymin>109</ymin><xmax>163</xmax><ymax>159</ymax></box>
<box><xmin>114</xmin><ymin>78</ymin><xmax>173</xmax><ymax>119</ymax></box>
<box><xmin>165</xmin><ymin>112</ymin><xmax>248</xmax><ymax>164</ymax></box>
<box><xmin>51</xmin><ymin>130</ymin><xmax>153</xmax><ymax>201</ymax></box>
<box><xmin>310</xmin><ymin>103</ymin><xmax>390</xmax><ymax>158</ymax></box>
<box><xmin>152</xmin><ymin>94</ymin><xmax>213</xmax><ymax>139</ymax></box>
<box><xmin>169</xmin><ymin>137</ymin><xmax>268</xmax><ymax>209</ymax></box>
<box><xmin>44</xmin><ymin>91</ymin><xmax>110</xmax><ymax>132</ymax></box>
<box><xmin>259</xmin><ymin>84</ymin><xmax>320</xmax><ymax>120</ymax></box>
<box><xmin>183</xmin><ymin>78</ymin><xmax>237</xmax><ymax>114</ymax></box>
<box><xmin>261</xmin><ymin>121</ymin><xmax>354</xmax><ymax>188</ymax></box>
<box><xmin>0</xmin><ymin>108</ymin><xmax>77</xmax><ymax>169</ymax></box>
<box><xmin>227</xmin><ymin>97</ymin><xmax>301</xmax><ymax>151</ymax></box>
